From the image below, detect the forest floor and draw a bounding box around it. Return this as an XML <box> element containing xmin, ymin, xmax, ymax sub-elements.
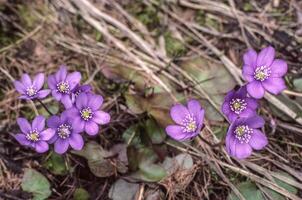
<box><xmin>0</xmin><ymin>0</ymin><xmax>302</xmax><ymax>200</ymax></box>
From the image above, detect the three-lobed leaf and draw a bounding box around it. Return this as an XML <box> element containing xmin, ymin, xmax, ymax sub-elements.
<box><xmin>21</xmin><ymin>168</ymin><xmax>51</xmax><ymax>200</ymax></box>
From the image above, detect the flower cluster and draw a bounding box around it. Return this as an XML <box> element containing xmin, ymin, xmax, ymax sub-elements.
<box><xmin>13</xmin><ymin>46</ymin><xmax>286</xmax><ymax>160</ymax></box>
<box><xmin>14</xmin><ymin>65</ymin><xmax>110</xmax><ymax>154</ymax></box>
<box><xmin>222</xmin><ymin>46</ymin><xmax>287</xmax><ymax>159</ymax></box>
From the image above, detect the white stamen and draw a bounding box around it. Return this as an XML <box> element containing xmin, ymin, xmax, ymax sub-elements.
<box><xmin>230</xmin><ymin>98</ymin><xmax>247</xmax><ymax>114</ymax></box>
<box><xmin>234</xmin><ymin>125</ymin><xmax>252</xmax><ymax>144</ymax></box>
<box><xmin>80</xmin><ymin>107</ymin><xmax>93</xmax><ymax>121</ymax></box>
<box><xmin>57</xmin><ymin>124</ymin><xmax>72</xmax><ymax>139</ymax></box>
<box><xmin>56</xmin><ymin>81</ymin><xmax>70</xmax><ymax>94</ymax></box>
<box><xmin>181</xmin><ymin>114</ymin><xmax>197</xmax><ymax>133</ymax></box>
<box><xmin>26</xmin><ymin>86</ymin><xmax>37</xmax><ymax>97</ymax></box>
<box><xmin>26</xmin><ymin>129</ymin><xmax>40</xmax><ymax>142</ymax></box>
<box><xmin>254</xmin><ymin>66</ymin><xmax>271</xmax><ymax>81</ymax></box>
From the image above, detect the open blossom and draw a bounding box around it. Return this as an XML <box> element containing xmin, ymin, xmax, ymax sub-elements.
<box><xmin>221</xmin><ymin>86</ymin><xmax>258</xmax><ymax>122</ymax></box>
<box><xmin>165</xmin><ymin>99</ymin><xmax>204</xmax><ymax>141</ymax></box>
<box><xmin>47</xmin><ymin>111</ymin><xmax>84</xmax><ymax>154</ymax></box>
<box><xmin>71</xmin><ymin>84</ymin><xmax>92</xmax><ymax>104</ymax></box>
<box><xmin>225</xmin><ymin>115</ymin><xmax>268</xmax><ymax>159</ymax></box>
<box><xmin>14</xmin><ymin>116</ymin><xmax>55</xmax><ymax>153</ymax></box>
<box><xmin>66</xmin><ymin>93</ymin><xmax>110</xmax><ymax>135</ymax></box>
<box><xmin>242</xmin><ymin>46</ymin><xmax>287</xmax><ymax>99</ymax></box>
<box><xmin>48</xmin><ymin>65</ymin><xmax>81</xmax><ymax>108</ymax></box>
<box><xmin>14</xmin><ymin>73</ymin><xmax>50</xmax><ymax>100</ymax></box>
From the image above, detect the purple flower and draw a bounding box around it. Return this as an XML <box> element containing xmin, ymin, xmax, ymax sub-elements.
<box><xmin>14</xmin><ymin>73</ymin><xmax>50</xmax><ymax>100</ymax></box>
<box><xmin>47</xmin><ymin>111</ymin><xmax>84</xmax><ymax>154</ymax></box>
<box><xmin>48</xmin><ymin>65</ymin><xmax>81</xmax><ymax>108</ymax></box>
<box><xmin>225</xmin><ymin>115</ymin><xmax>268</xmax><ymax>159</ymax></box>
<box><xmin>242</xmin><ymin>46</ymin><xmax>287</xmax><ymax>99</ymax></box>
<box><xmin>165</xmin><ymin>99</ymin><xmax>205</xmax><ymax>141</ymax></box>
<box><xmin>14</xmin><ymin>116</ymin><xmax>55</xmax><ymax>153</ymax></box>
<box><xmin>71</xmin><ymin>84</ymin><xmax>92</xmax><ymax>104</ymax></box>
<box><xmin>221</xmin><ymin>86</ymin><xmax>258</xmax><ymax>122</ymax></box>
<box><xmin>66</xmin><ymin>93</ymin><xmax>110</xmax><ymax>135</ymax></box>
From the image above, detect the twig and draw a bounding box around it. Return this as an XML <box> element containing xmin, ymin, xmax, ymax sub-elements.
<box><xmin>136</xmin><ymin>184</ymin><xmax>145</xmax><ymax>200</ymax></box>
<box><xmin>283</xmin><ymin>89</ymin><xmax>302</xmax><ymax>98</ymax></box>
<box><xmin>71</xmin><ymin>0</ymin><xmax>176</xmax><ymax>100</ymax></box>
<box><xmin>0</xmin><ymin>66</ymin><xmax>15</xmax><ymax>82</ymax></box>
<box><xmin>197</xmin><ymin>134</ymin><xmax>222</xmax><ymax>148</ymax></box>
<box><xmin>0</xmin><ymin>191</ymin><xmax>24</xmax><ymax>200</ymax></box>
<box><xmin>227</xmin><ymin>0</ymin><xmax>251</xmax><ymax>48</ymax></box>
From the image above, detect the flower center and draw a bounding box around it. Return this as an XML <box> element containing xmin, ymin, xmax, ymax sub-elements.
<box><xmin>26</xmin><ymin>86</ymin><xmax>37</xmax><ymax>97</ymax></box>
<box><xmin>254</xmin><ymin>66</ymin><xmax>271</xmax><ymax>81</ymax></box>
<box><xmin>234</xmin><ymin>125</ymin><xmax>252</xmax><ymax>144</ymax></box>
<box><xmin>57</xmin><ymin>124</ymin><xmax>72</xmax><ymax>139</ymax></box>
<box><xmin>26</xmin><ymin>130</ymin><xmax>40</xmax><ymax>142</ymax></box>
<box><xmin>57</xmin><ymin>81</ymin><xmax>70</xmax><ymax>94</ymax></box>
<box><xmin>230</xmin><ymin>98</ymin><xmax>247</xmax><ymax>114</ymax></box>
<box><xmin>80</xmin><ymin>107</ymin><xmax>93</xmax><ymax>121</ymax></box>
<box><xmin>74</xmin><ymin>89</ymin><xmax>82</xmax><ymax>97</ymax></box>
<box><xmin>182</xmin><ymin>114</ymin><xmax>197</xmax><ymax>133</ymax></box>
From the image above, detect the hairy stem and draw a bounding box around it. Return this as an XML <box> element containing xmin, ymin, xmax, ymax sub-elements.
<box><xmin>37</xmin><ymin>99</ymin><xmax>53</xmax><ymax>116</ymax></box>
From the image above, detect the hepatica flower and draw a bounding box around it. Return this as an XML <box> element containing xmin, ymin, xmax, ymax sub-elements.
<box><xmin>66</xmin><ymin>93</ymin><xmax>110</xmax><ymax>135</ymax></box>
<box><xmin>242</xmin><ymin>46</ymin><xmax>287</xmax><ymax>99</ymax></box>
<box><xmin>15</xmin><ymin>116</ymin><xmax>55</xmax><ymax>153</ymax></box>
<box><xmin>222</xmin><ymin>86</ymin><xmax>258</xmax><ymax>122</ymax></box>
<box><xmin>14</xmin><ymin>73</ymin><xmax>50</xmax><ymax>100</ymax></box>
<box><xmin>47</xmin><ymin>112</ymin><xmax>84</xmax><ymax>154</ymax></box>
<box><xmin>166</xmin><ymin>99</ymin><xmax>204</xmax><ymax>141</ymax></box>
<box><xmin>226</xmin><ymin>115</ymin><xmax>268</xmax><ymax>159</ymax></box>
<box><xmin>48</xmin><ymin>65</ymin><xmax>81</xmax><ymax>108</ymax></box>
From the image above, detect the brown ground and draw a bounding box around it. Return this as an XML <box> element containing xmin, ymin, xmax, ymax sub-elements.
<box><xmin>0</xmin><ymin>0</ymin><xmax>302</xmax><ymax>199</ymax></box>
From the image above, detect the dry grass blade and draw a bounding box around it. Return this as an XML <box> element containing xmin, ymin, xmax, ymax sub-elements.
<box><xmin>26</xmin><ymin>0</ymin><xmax>302</xmax><ymax>199</ymax></box>
<box><xmin>70</xmin><ymin>0</ymin><xmax>174</xmax><ymax>98</ymax></box>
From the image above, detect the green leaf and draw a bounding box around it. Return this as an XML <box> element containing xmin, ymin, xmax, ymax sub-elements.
<box><xmin>109</xmin><ymin>179</ymin><xmax>139</xmax><ymax>200</ymax></box>
<box><xmin>162</xmin><ymin>153</ymin><xmax>194</xmax><ymax>175</ymax></box>
<box><xmin>227</xmin><ymin>181</ymin><xmax>264</xmax><ymax>200</ymax></box>
<box><xmin>137</xmin><ymin>148</ymin><xmax>158</xmax><ymax>167</ymax></box>
<box><xmin>145</xmin><ymin>118</ymin><xmax>166</xmax><ymax>144</ymax></box>
<box><xmin>228</xmin><ymin>172</ymin><xmax>298</xmax><ymax>200</ymax></box>
<box><xmin>122</xmin><ymin>124</ymin><xmax>143</xmax><ymax>147</ymax></box>
<box><xmin>181</xmin><ymin>57</ymin><xmax>236</xmax><ymax>121</ymax></box>
<box><xmin>164</xmin><ymin>31</ymin><xmax>186</xmax><ymax>57</ymax></box>
<box><xmin>73</xmin><ymin>188</ymin><xmax>90</xmax><ymax>200</ymax></box>
<box><xmin>131</xmin><ymin>164</ymin><xmax>167</xmax><ymax>182</ymax></box>
<box><xmin>263</xmin><ymin>171</ymin><xmax>298</xmax><ymax>200</ymax></box>
<box><xmin>21</xmin><ymin>168</ymin><xmax>51</xmax><ymax>200</ymax></box>
<box><xmin>72</xmin><ymin>141</ymin><xmax>115</xmax><ymax>177</ymax></box>
<box><xmin>87</xmin><ymin>159</ymin><xmax>115</xmax><ymax>177</ymax></box>
<box><xmin>44</xmin><ymin>152</ymin><xmax>68</xmax><ymax>175</ymax></box>
<box><xmin>138</xmin><ymin>163</ymin><xmax>166</xmax><ymax>182</ymax></box>
<box><xmin>213</xmin><ymin>125</ymin><xmax>228</xmax><ymax>140</ymax></box>
<box><xmin>72</xmin><ymin>141</ymin><xmax>113</xmax><ymax>159</ymax></box>
<box><xmin>137</xmin><ymin>148</ymin><xmax>166</xmax><ymax>182</ymax></box>
<box><xmin>293</xmin><ymin>78</ymin><xmax>302</xmax><ymax>92</ymax></box>
<box><xmin>274</xmin><ymin>172</ymin><xmax>298</xmax><ymax>194</ymax></box>
<box><xmin>38</xmin><ymin>103</ymin><xmax>59</xmax><ymax>117</ymax></box>
<box><xmin>125</xmin><ymin>93</ymin><xmax>145</xmax><ymax>114</ymax></box>
<box><xmin>128</xmin><ymin>147</ymin><xmax>166</xmax><ymax>182</ymax></box>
